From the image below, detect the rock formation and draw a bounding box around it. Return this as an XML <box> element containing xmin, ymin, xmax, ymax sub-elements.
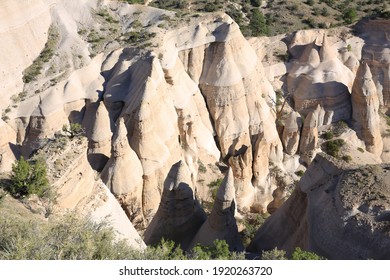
<box><xmin>352</xmin><ymin>62</ymin><xmax>383</xmax><ymax>156</ymax></box>
<box><xmin>0</xmin><ymin>120</ymin><xmax>17</xmax><ymax>172</ymax></box>
<box><xmin>248</xmin><ymin>153</ymin><xmax>390</xmax><ymax>259</ymax></box>
<box><xmin>86</xmin><ymin>101</ymin><xmax>112</xmax><ymax>171</ymax></box>
<box><xmin>282</xmin><ymin>111</ymin><xmax>302</xmax><ymax>155</ymax></box>
<box><xmin>0</xmin><ymin>0</ymin><xmax>51</xmax><ymax>109</ymax></box>
<box><xmin>144</xmin><ymin>161</ymin><xmax>207</xmax><ymax>250</ymax></box>
<box><xmin>287</xmin><ymin>33</ymin><xmax>354</xmax><ymax>122</ymax></box>
<box><xmin>299</xmin><ymin>107</ymin><xmax>320</xmax><ymax>163</ymax></box>
<box><xmin>355</xmin><ymin>19</ymin><xmax>390</xmax><ymax>107</ymax></box>
<box><xmin>38</xmin><ymin>136</ymin><xmax>145</xmax><ymax>250</ymax></box>
<box><xmin>1</xmin><ymin>0</ymin><xmax>390</xmax><ymax>260</ymax></box>
<box><xmin>190</xmin><ymin>167</ymin><xmax>244</xmax><ymax>252</ymax></box>
<box><xmin>101</xmin><ymin>118</ymin><xmax>144</xmax><ymax>226</ymax></box>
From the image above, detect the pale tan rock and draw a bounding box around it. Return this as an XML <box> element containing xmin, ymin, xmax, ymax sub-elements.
<box><xmin>287</xmin><ymin>33</ymin><xmax>354</xmax><ymax>122</ymax></box>
<box><xmin>144</xmin><ymin>161</ymin><xmax>207</xmax><ymax>250</ymax></box>
<box><xmin>87</xmin><ymin>101</ymin><xmax>112</xmax><ymax>171</ymax></box>
<box><xmin>355</xmin><ymin>19</ymin><xmax>390</xmax><ymax>107</ymax></box>
<box><xmin>46</xmin><ymin>137</ymin><xmax>145</xmax><ymax>250</ymax></box>
<box><xmin>282</xmin><ymin>111</ymin><xmax>302</xmax><ymax>155</ymax></box>
<box><xmin>21</xmin><ymin>106</ymin><xmax>68</xmax><ymax>157</ymax></box>
<box><xmin>299</xmin><ymin>107</ymin><xmax>319</xmax><ymax>163</ymax></box>
<box><xmin>101</xmin><ymin>118</ymin><xmax>144</xmax><ymax>225</ymax></box>
<box><xmin>252</xmin><ymin>136</ymin><xmax>271</xmax><ymax>213</ymax></box>
<box><xmin>248</xmin><ymin>154</ymin><xmax>390</xmax><ymax>259</ymax></box>
<box><xmin>0</xmin><ymin>120</ymin><xmax>17</xmax><ymax>172</ymax></box>
<box><xmin>319</xmin><ymin>34</ymin><xmax>338</xmax><ymax>62</ymax></box>
<box><xmin>228</xmin><ymin>144</ymin><xmax>255</xmax><ymax>212</ymax></box>
<box><xmin>106</xmin><ymin>54</ymin><xmax>182</xmax><ymax>220</ymax></box>
<box><xmin>299</xmin><ymin>39</ymin><xmax>320</xmax><ymax>66</ymax></box>
<box><xmin>169</xmin><ymin>57</ymin><xmax>221</xmax><ymax>187</ymax></box>
<box><xmin>195</xmin><ymin>28</ymin><xmax>283</xmax><ymax>211</ymax></box>
<box><xmin>189</xmin><ymin>167</ymin><xmax>244</xmax><ymax>251</ymax></box>
<box><xmin>0</xmin><ymin>0</ymin><xmax>51</xmax><ymax>110</ymax></box>
<box><xmin>351</xmin><ymin>62</ymin><xmax>383</xmax><ymax>156</ymax></box>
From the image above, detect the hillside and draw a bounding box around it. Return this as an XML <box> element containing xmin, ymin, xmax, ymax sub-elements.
<box><xmin>0</xmin><ymin>0</ymin><xmax>390</xmax><ymax>259</ymax></box>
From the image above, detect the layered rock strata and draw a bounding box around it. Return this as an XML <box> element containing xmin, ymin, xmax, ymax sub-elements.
<box><xmin>287</xmin><ymin>33</ymin><xmax>353</xmax><ymax>122</ymax></box>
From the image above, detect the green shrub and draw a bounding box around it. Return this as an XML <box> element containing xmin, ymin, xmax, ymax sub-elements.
<box><xmin>240</xmin><ymin>213</ymin><xmax>269</xmax><ymax>247</ymax></box>
<box><xmin>190</xmin><ymin>239</ymin><xmax>244</xmax><ymax>260</ymax></box>
<box><xmin>291</xmin><ymin>247</ymin><xmax>325</xmax><ymax>260</ymax></box>
<box><xmin>0</xmin><ymin>214</ymin><xmax>142</xmax><ymax>260</ymax></box>
<box><xmin>63</xmin><ymin>123</ymin><xmax>84</xmax><ymax>137</ymax></box>
<box><xmin>208</xmin><ymin>178</ymin><xmax>223</xmax><ymax>200</ymax></box>
<box><xmin>306</xmin><ymin>0</ymin><xmax>314</xmax><ymax>6</ymax></box>
<box><xmin>125</xmin><ymin>0</ymin><xmax>144</xmax><ymax>3</ymax></box>
<box><xmin>9</xmin><ymin>157</ymin><xmax>49</xmax><ymax>198</ymax></box>
<box><xmin>323</xmin><ymin>139</ymin><xmax>345</xmax><ymax>157</ymax></box>
<box><xmin>357</xmin><ymin>147</ymin><xmax>364</xmax><ymax>153</ymax></box>
<box><xmin>23</xmin><ymin>26</ymin><xmax>59</xmax><ymax>83</ymax></box>
<box><xmin>341</xmin><ymin>154</ymin><xmax>352</xmax><ymax>163</ymax></box>
<box><xmin>295</xmin><ymin>170</ymin><xmax>305</xmax><ymax>177</ymax></box>
<box><xmin>322</xmin><ymin>131</ymin><xmax>334</xmax><ymax>140</ymax></box>
<box><xmin>343</xmin><ymin>8</ymin><xmax>357</xmax><ymax>24</ymax></box>
<box><xmin>204</xmin><ymin>3</ymin><xmax>217</xmax><ymax>12</ymax></box>
<box><xmin>249</xmin><ymin>9</ymin><xmax>268</xmax><ymax>36</ymax></box>
<box><xmin>262</xmin><ymin>248</ymin><xmax>288</xmax><ymax>260</ymax></box>
<box><xmin>321</xmin><ymin>7</ymin><xmax>330</xmax><ymax>16</ymax></box>
<box><xmin>250</xmin><ymin>0</ymin><xmax>262</xmax><ymax>7</ymax></box>
<box><xmin>198</xmin><ymin>161</ymin><xmax>207</xmax><ymax>173</ymax></box>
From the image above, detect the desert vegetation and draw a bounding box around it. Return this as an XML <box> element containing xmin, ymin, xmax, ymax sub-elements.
<box><xmin>8</xmin><ymin>157</ymin><xmax>50</xmax><ymax>199</ymax></box>
<box><xmin>146</xmin><ymin>0</ymin><xmax>387</xmax><ymax>36</ymax></box>
<box><xmin>0</xmin><ymin>210</ymin><xmax>243</xmax><ymax>260</ymax></box>
<box><xmin>23</xmin><ymin>26</ymin><xmax>60</xmax><ymax>83</ymax></box>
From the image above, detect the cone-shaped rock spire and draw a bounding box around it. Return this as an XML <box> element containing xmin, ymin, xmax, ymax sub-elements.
<box><xmin>189</xmin><ymin>167</ymin><xmax>244</xmax><ymax>252</ymax></box>
<box><xmin>352</xmin><ymin>62</ymin><xmax>383</xmax><ymax>155</ymax></box>
<box><xmin>144</xmin><ymin>161</ymin><xmax>207</xmax><ymax>250</ymax></box>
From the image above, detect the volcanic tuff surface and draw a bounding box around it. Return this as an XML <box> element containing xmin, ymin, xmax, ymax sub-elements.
<box><xmin>248</xmin><ymin>154</ymin><xmax>390</xmax><ymax>260</ymax></box>
<box><xmin>1</xmin><ymin>0</ymin><xmax>390</xmax><ymax>257</ymax></box>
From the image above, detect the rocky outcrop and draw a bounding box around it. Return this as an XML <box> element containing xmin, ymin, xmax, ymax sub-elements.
<box><xmin>0</xmin><ymin>120</ymin><xmax>17</xmax><ymax>172</ymax></box>
<box><xmin>355</xmin><ymin>19</ymin><xmax>390</xmax><ymax>107</ymax></box>
<box><xmin>287</xmin><ymin>33</ymin><xmax>354</xmax><ymax>122</ymax></box>
<box><xmin>144</xmin><ymin>161</ymin><xmax>207</xmax><ymax>250</ymax></box>
<box><xmin>282</xmin><ymin>111</ymin><xmax>302</xmax><ymax>155</ymax></box>
<box><xmin>248</xmin><ymin>153</ymin><xmax>390</xmax><ymax>259</ymax></box>
<box><xmin>101</xmin><ymin>118</ymin><xmax>144</xmax><ymax>226</ymax></box>
<box><xmin>86</xmin><ymin>101</ymin><xmax>112</xmax><ymax>171</ymax></box>
<box><xmin>0</xmin><ymin>0</ymin><xmax>51</xmax><ymax>109</ymax></box>
<box><xmin>40</xmin><ymin>137</ymin><xmax>145</xmax><ymax>250</ymax></box>
<box><xmin>299</xmin><ymin>107</ymin><xmax>319</xmax><ymax>163</ymax></box>
<box><xmin>190</xmin><ymin>168</ymin><xmax>244</xmax><ymax>251</ymax></box>
<box><xmin>228</xmin><ymin>145</ymin><xmax>254</xmax><ymax>212</ymax></box>
<box><xmin>352</xmin><ymin>62</ymin><xmax>383</xmax><ymax>156</ymax></box>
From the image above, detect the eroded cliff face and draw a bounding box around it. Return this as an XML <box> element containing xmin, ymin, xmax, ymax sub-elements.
<box><xmin>356</xmin><ymin>19</ymin><xmax>390</xmax><ymax>107</ymax></box>
<box><xmin>1</xmin><ymin>0</ymin><xmax>390</xmax><ymax>254</ymax></box>
<box><xmin>248</xmin><ymin>154</ymin><xmax>390</xmax><ymax>260</ymax></box>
